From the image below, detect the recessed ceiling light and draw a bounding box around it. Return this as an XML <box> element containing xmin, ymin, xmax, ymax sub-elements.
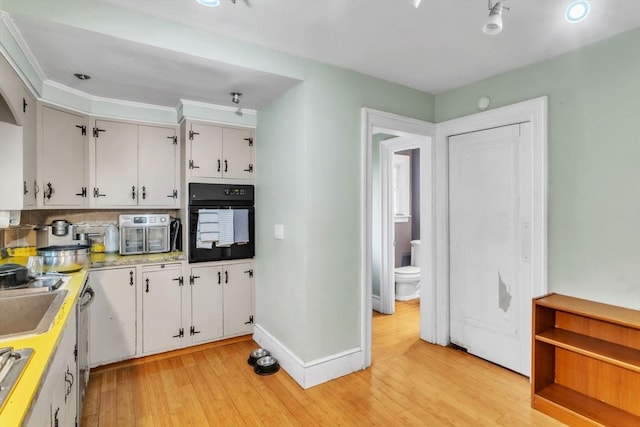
<box><xmin>74</xmin><ymin>73</ymin><xmax>91</xmax><ymax>80</ymax></box>
<box><xmin>566</xmin><ymin>0</ymin><xmax>590</xmax><ymax>23</ymax></box>
<box><xmin>196</xmin><ymin>0</ymin><xmax>220</xmax><ymax>7</ymax></box>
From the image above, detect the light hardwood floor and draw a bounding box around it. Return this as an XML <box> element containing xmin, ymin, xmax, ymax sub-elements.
<box><xmin>82</xmin><ymin>300</ymin><xmax>564</xmax><ymax>426</ymax></box>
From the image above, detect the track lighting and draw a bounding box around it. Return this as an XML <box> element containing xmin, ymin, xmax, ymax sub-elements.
<box><xmin>482</xmin><ymin>1</ymin><xmax>509</xmax><ymax>36</ymax></box>
<box><xmin>231</xmin><ymin>92</ymin><xmax>242</xmax><ymax>104</ymax></box>
<box><xmin>74</xmin><ymin>73</ymin><xmax>91</xmax><ymax>80</ymax></box>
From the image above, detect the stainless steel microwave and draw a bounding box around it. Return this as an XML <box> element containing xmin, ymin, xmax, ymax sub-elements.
<box><xmin>119</xmin><ymin>214</ymin><xmax>170</xmax><ymax>255</ymax></box>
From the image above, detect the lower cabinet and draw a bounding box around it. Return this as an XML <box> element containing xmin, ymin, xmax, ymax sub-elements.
<box><xmin>141</xmin><ymin>263</ymin><xmax>185</xmax><ymax>354</ymax></box>
<box><xmin>189</xmin><ymin>261</ymin><xmax>254</xmax><ymax>344</ymax></box>
<box><xmin>27</xmin><ymin>310</ymin><xmax>78</xmax><ymax>427</ymax></box>
<box><xmin>89</xmin><ymin>267</ymin><xmax>137</xmax><ymax>367</ymax></box>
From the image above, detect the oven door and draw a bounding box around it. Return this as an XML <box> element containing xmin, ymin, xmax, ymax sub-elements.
<box><xmin>120</xmin><ymin>226</ymin><xmax>145</xmax><ymax>255</ymax></box>
<box><xmin>189</xmin><ymin>206</ymin><xmax>255</xmax><ymax>263</ymax></box>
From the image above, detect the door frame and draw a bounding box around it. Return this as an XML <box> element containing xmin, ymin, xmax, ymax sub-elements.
<box><xmin>361</xmin><ymin>108</ymin><xmax>435</xmax><ymax>367</ymax></box>
<box><xmin>434</xmin><ymin>96</ymin><xmax>548</xmax><ymax>346</ymax></box>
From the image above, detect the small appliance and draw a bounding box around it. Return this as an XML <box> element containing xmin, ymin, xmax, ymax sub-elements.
<box><xmin>118</xmin><ymin>214</ymin><xmax>170</xmax><ymax>255</ymax></box>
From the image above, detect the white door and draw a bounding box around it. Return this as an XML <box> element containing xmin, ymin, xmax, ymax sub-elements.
<box><xmin>89</xmin><ymin>268</ymin><xmax>137</xmax><ymax>366</ymax></box>
<box><xmin>94</xmin><ymin>119</ymin><xmax>138</xmax><ymax>206</ymax></box>
<box><xmin>190</xmin><ymin>265</ymin><xmax>223</xmax><ymax>343</ymax></box>
<box><xmin>142</xmin><ymin>266</ymin><xmax>183</xmax><ymax>353</ymax></box>
<box><xmin>223</xmin><ymin>262</ymin><xmax>253</xmax><ymax>336</ymax></box>
<box><xmin>222</xmin><ymin>127</ymin><xmax>253</xmax><ymax>180</ymax></box>
<box><xmin>189</xmin><ymin>123</ymin><xmax>222</xmax><ymax>178</ymax></box>
<box><xmin>138</xmin><ymin>124</ymin><xmax>178</xmax><ymax>207</ymax></box>
<box><xmin>449</xmin><ymin>123</ymin><xmax>532</xmax><ymax>376</ymax></box>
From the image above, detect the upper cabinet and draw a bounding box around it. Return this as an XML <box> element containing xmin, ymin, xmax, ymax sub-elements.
<box><xmin>21</xmin><ymin>90</ymin><xmax>37</xmax><ymax>208</ymax></box>
<box><xmin>92</xmin><ymin>119</ymin><xmax>179</xmax><ymax>208</ymax></box>
<box><xmin>185</xmin><ymin>121</ymin><xmax>254</xmax><ymax>181</ymax></box>
<box><xmin>40</xmin><ymin>105</ymin><xmax>89</xmax><ymax>208</ymax></box>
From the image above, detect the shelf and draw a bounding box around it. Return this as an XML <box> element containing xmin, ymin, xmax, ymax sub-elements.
<box><xmin>535</xmin><ymin>383</ymin><xmax>640</xmax><ymax>427</ymax></box>
<box><xmin>536</xmin><ymin>328</ymin><xmax>640</xmax><ymax>373</ymax></box>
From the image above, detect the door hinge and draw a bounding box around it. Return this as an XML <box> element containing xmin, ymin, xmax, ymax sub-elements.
<box><xmin>190</xmin><ymin>326</ymin><xmax>201</xmax><ymax>336</ymax></box>
<box><xmin>243</xmin><ymin>164</ymin><xmax>254</xmax><ymax>173</ymax></box>
<box><xmin>93</xmin><ymin>127</ymin><xmax>105</xmax><ymax>138</ymax></box>
<box><xmin>74</xmin><ymin>343</ymin><xmax>78</xmax><ymax>362</ymax></box>
<box><xmin>244</xmin><ymin>137</ymin><xmax>254</xmax><ymax>146</ymax></box>
<box><xmin>173</xmin><ymin>327</ymin><xmax>184</xmax><ymax>338</ymax></box>
<box><xmin>75</xmin><ymin>187</ymin><xmax>87</xmax><ymax>198</ymax></box>
<box><xmin>189</xmin><ymin>275</ymin><xmax>200</xmax><ymax>285</ymax></box>
<box><xmin>189</xmin><ymin>130</ymin><xmax>199</xmax><ymax>140</ymax></box>
<box><xmin>172</xmin><ymin>276</ymin><xmax>184</xmax><ymax>286</ymax></box>
<box><xmin>166</xmin><ymin>189</ymin><xmax>178</xmax><ymax>199</ymax></box>
<box><xmin>75</xmin><ymin>125</ymin><xmax>86</xmax><ymax>136</ymax></box>
<box><xmin>244</xmin><ymin>315</ymin><xmax>254</xmax><ymax>325</ymax></box>
<box><xmin>93</xmin><ymin>187</ymin><xmax>106</xmax><ymax>198</ymax></box>
<box><xmin>167</xmin><ymin>135</ymin><xmax>178</xmax><ymax>144</ymax></box>
<box><xmin>244</xmin><ymin>269</ymin><xmax>254</xmax><ymax>278</ymax></box>
<box><xmin>189</xmin><ymin>159</ymin><xmax>200</xmax><ymax>170</ymax></box>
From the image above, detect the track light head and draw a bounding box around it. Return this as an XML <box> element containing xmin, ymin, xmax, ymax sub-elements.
<box><xmin>231</xmin><ymin>92</ymin><xmax>242</xmax><ymax>104</ymax></box>
<box><xmin>483</xmin><ymin>1</ymin><xmax>509</xmax><ymax>36</ymax></box>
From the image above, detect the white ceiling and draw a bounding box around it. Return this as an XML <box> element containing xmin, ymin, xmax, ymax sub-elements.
<box><xmin>8</xmin><ymin>0</ymin><xmax>640</xmax><ymax>109</ymax></box>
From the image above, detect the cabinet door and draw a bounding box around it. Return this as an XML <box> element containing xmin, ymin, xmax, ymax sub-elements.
<box><xmin>41</xmin><ymin>106</ymin><xmax>88</xmax><ymax>207</ymax></box>
<box><xmin>89</xmin><ymin>268</ymin><xmax>137</xmax><ymax>366</ymax></box>
<box><xmin>189</xmin><ymin>122</ymin><xmax>222</xmax><ymax>179</ymax></box>
<box><xmin>142</xmin><ymin>265</ymin><xmax>183</xmax><ymax>354</ymax></box>
<box><xmin>222</xmin><ymin>127</ymin><xmax>254</xmax><ymax>180</ymax></box>
<box><xmin>190</xmin><ymin>265</ymin><xmax>223</xmax><ymax>344</ymax></box>
<box><xmin>22</xmin><ymin>89</ymin><xmax>37</xmax><ymax>208</ymax></box>
<box><xmin>0</xmin><ymin>121</ymin><xmax>22</xmax><ymax>210</ymax></box>
<box><xmin>94</xmin><ymin>119</ymin><xmax>138</xmax><ymax>206</ymax></box>
<box><xmin>138</xmin><ymin>124</ymin><xmax>178</xmax><ymax>207</ymax></box>
<box><xmin>223</xmin><ymin>262</ymin><xmax>253</xmax><ymax>336</ymax></box>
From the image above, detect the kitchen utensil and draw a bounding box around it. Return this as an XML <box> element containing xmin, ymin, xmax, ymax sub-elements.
<box><xmin>37</xmin><ymin>244</ymin><xmax>91</xmax><ymax>273</ymax></box>
<box><xmin>247</xmin><ymin>348</ymin><xmax>270</xmax><ymax>366</ymax></box>
<box><xmin>50</xmin><ymin>219</ymin><xmax>71</xmax><ymax>236</ymax></box>
<box><xmin>254</xmin><ymin>356</ymin><xmax>280</xmax><ymax>376</ymax></box>
<box><xmin>0</xmin><ymin>264</ymin><xmax>29</xmax><ymax>289</ymax></box>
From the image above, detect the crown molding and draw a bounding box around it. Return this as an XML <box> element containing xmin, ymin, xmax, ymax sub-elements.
<box><xmin>0</xmin><ymin>10</ymin><xmax>47</xmax><ymax>84</ymax></box>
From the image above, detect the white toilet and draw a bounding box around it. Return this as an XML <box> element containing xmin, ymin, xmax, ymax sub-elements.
<box><xmin>394</xmin><ymin>240</ymin><xmax>421</xmax><ymax>301</ymax></box>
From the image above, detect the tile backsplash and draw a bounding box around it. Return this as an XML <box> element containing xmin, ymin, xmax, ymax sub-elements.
<box><xmin>1</xmin><ymin>209</ymin><xmax>178</xmax><ymax>249</ymax></box>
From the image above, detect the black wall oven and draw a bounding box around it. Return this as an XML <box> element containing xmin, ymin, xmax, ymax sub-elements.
<box><xmin>188</xmin><ymin>183</ymin><xmax>255</xmax><ymax>263</ymax></box>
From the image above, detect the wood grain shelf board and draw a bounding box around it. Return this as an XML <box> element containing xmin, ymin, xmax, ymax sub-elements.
<box><xmin>535</xmin><ymin>294</ymin><xmax>640</xmax><ymax>329</ymax></box>
<box><xmin>536</xmin><ymin>328</ymin><xmax>640</xmax><ymax>373</ymax></box>
<box><xmin>535</xmin><ymin>383</ymin><xmax>640</xmax><ymax>427</ymax></box>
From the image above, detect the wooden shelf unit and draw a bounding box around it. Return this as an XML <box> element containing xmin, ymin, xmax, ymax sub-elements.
<box><xmin>532</xmin><ymin>293</ymin><xmax>640</xmax><ymax>427</ymax></box>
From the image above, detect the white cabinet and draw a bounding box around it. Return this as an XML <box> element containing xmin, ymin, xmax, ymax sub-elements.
<box><xmin>188</xmin><ymin>261</ymin><xmax>254</xmax><ymax>343</ymax></box>
<box><xmin>186</xmin><ymin>122</ymin><xmax>254</xmax><ymax>181</ymax></box>
<box><xmin>0</xmin><ymin>120</ymin><xmax>22</xmax><ymax>210</ymax></box>
<box><xmin>26</xmin><ymin>310</ymin><xmax>77</xmax><ymax>427</ymax></box>
<box><xmin>93</xmin><ymin>120</ymin><xmax>179</xmax><ymax>207</ymax></box>
<box><xmin>141</xmin><ymin>263</ymin><xmax>185</xmax><ymax>354</ymax></box>
<box><xmin>40</xmin><ymin>105</ymin><xmax>89</xmax><ymax>207</ymax></box>
<box><xmin>21</xmin><ymin>89</ymin><xmax>37</xmax><ymax>208</ymax></box>
<box><xmin>89</xmin><ymin>267</ymin><xmax>137</xmax><ymax>367</ymax></box>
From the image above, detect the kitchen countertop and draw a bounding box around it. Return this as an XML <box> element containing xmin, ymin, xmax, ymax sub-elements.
<box><xmin>0</xmin><ymin>251</ymin><xmax>185</xmax><ymax>425</ymax></box>
<box><xmin>0</xmin><ymin>267</ymin><xmax>87</xmax><ymax>426</ymax></box>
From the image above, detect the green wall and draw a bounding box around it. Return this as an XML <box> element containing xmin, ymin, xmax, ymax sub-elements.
<box><xmin>436</xmin><ymin>27</ymin><xmax>640</xmax><ymax>310</ymax></box>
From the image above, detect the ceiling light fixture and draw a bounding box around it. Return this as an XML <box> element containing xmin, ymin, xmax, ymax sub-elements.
<box><xmin>231</xmin><ymin>92</ymin><xmax>242</xmax><ymax>104</ymax></box>
<box><xmin>196</xmin><ymin>0</ymin><xmax>220</xmax><ymax>7</ymax></box>
<box><xmin>482</xmin><ymin>1</ymin><xmax>509</xmax><ymax>36</ymax></box>
<box><xmin>566</xmin><ymin>0</ymin><xmax>590</xmax><ymax>23</ymax></box>
<box><xmin>74</xmin><ymin>73</ymin><xmax>91</xmax><ymax>80</ymax></box>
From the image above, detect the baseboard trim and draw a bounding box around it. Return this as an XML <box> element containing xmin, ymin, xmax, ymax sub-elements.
<box><xmin>372</xmin><ymin>295</ymin><xmax>382</xmax><ymax>312</ymax></box>
<box><xmin>253</xmin><ymin>323</ymin><xmax>364</xmax><ymax>389</ymax></box>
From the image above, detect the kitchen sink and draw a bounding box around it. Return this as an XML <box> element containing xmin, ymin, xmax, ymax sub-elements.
<box><xmin>0</xmin><ymin>290</ymin><xmax>67</xmax><ymax>339</ymax></box>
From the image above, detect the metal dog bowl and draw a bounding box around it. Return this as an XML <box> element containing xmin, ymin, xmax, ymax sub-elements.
<box><xmin>247</xmin><ymin>348</ymin><xmax>270</xmax><ymax>366</ymax></box>
<box><xmin>254</xmin><ymin>355</ymin><xmax>280</xmax><ymax>376</ymax></box>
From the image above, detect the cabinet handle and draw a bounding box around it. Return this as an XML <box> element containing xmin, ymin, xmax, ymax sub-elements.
<box><xmin>129</xmin><ymin>270</ymin><xmax>134</xmax><ymax>286</ymax></box>
<box><xmin>23</xmin><ymin>181</ymin><xmax>28</xmax><ymax>195</ymax></box>
<box><xmin>217</xmin><ymin>159</ymin><xmax>221</xmax><ymax>172</ymax></box>
<box><xmin>142</xmin><ymin>186</ymin><xmax>146</xmax><ymax>200</ymax></box>
<box><xmin>23</xmin><ymin>97</ymin><xmax>27</xmax><ymax>113</ymax></box>
<box><xmin>217</xmin><ymin>271</ymin><xmax>221</xmax><ymax>285</ymax></box>
<box><xmin>131</xmin><ymin>186</ymin><xmax>136</xmax><ymax>200</ymax></box>
<box><xmin>145</xmin><ymin>278</ymin><xmax>149</xmax><ymax>293</ymax></box>
<box><xmin>224</xmin><ymin>159</ymin><xmax>228</xmax><ymax>173</ymax></box>
<box><xmin>54</xmin><ymin>408</ymin><xmax>59</xmax><ymax>427</ymax></box>
<box><xmin>225</xmin><ymin>270</ymin><xmax>229</xmax><ymax>284</ymax></box>
<box><xmin>44</xmin><ymin>182</ymin><xmax>54</xmax><ymax>200</ymax></box>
